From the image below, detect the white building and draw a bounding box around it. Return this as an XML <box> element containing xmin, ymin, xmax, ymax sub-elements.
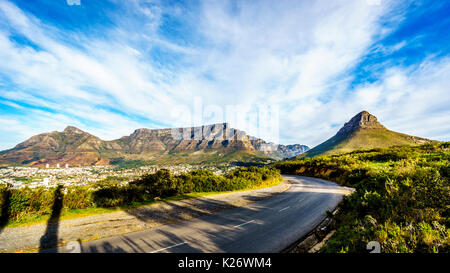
<box><xmin>43</xmin><ymin>177</ymin><xmax>49</xmax><ymax>187</ymax></box>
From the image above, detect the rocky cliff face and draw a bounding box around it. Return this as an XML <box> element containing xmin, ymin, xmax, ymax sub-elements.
<box><xmin>249</xmin><ymin>137</ymin><xmax>309</xmax><ymax>159</ymax></box>
<box><xmin>0</xmin><ymin>123</ymin><xmax>307</xmax><ymax>166</ymax></box>
<box><xmin>277</xmin><ymin>144</ymin><xmax>310</xmax><ymax>158</ymax></box>
<box><xmin>120</xmin><ymin>123</ymin><xmax>254</xmax><ymax>153</ymax></box>
<box><xmin>335</xmin><ymin>111</ymin><xmax>386</xmax><ymax>137</ymax></box>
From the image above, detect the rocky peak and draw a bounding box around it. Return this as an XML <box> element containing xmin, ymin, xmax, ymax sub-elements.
<box><xmin>1</xmin><ymin>122</ymin><xmax>312</xmax><ymax>166</ymax></box>
<box><xmin>63</xmin><ymin>126</ymin><xmax>86</xmax><ymax>135</ymax></box>
<box><xmin>356</xmin><ymin>111</ymin><xmax>384</xmax><ymax>128</ymax></box>
<box><xmin>130</xmin><ymin>128</ymin><xmax>151</xmax><ymax>136</ymax></box>
<box><xmin>336</xmin><ymin>111</ymin><xmax>385</xmax><ymax>136</ymax></box>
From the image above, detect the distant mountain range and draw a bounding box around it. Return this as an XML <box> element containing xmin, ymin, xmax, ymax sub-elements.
<box><xmin>0</xmin><ymin>111</ymin><xmax>436</xmax><ymax>166</ymax></box>
<box><xmin>300</xmin><ymin>111</ymin><xmax>434</xmax><ymax>158</ymax></box>
<box><xmin>0</xmin><ymin>123</ymin><xmax>309</xmax><ymax>167</ymax></box>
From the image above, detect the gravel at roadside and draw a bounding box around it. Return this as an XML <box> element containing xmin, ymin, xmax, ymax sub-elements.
<box><xmin>0</xmin><ymin>180</ymin><xmax>290</xmax><ymax>253</ymax></box>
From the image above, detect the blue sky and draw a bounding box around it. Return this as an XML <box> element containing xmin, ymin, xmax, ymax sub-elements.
<box><xmin>0</xmin><ymin>0</ymin><xmax>449</xmax><ymax>150</ymax></box>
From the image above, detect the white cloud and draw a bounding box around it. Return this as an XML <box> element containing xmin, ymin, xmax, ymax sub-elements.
<box><xmin>0</xmin><ymin>0</ymin><xmax>448</xmax><ymax>151</ymax></box>
<box><xmin>286</xmin><ymin>56</ymin><xmax>450</xmax><ymax>147</ymax></box>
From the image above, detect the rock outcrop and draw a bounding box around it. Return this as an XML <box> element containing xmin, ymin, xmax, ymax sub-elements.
<box><xmin>249</xmin><ymin>137</ymin><xmax>309</xmax><ymax>159</ymax></box>
<box><xmin>336</xmin><ymin>111</ymin><xmax>386</xmax><ymax>136</ymax></box>
<box><xmin>301</xmin><ymin>111</ymin><xmax>435</xmax><ymax>157</ymax></box>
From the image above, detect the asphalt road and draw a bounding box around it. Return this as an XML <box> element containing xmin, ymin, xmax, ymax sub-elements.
<box><xmin>57</xmin><ymin>175</ymin><xmax>354</xmax><ymax>253</ymax></box>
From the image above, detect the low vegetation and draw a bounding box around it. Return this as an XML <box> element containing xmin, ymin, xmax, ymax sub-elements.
<box><xmin>0</xmin><ymin>167</ymin><xmax>281</xmax><ymax>225</ymax></box>
<box><xmin>274</xmin><ymin>142</ymin><xmax>450</xmax><ymax>253</ymax></box>
<box><xmin>301</xmin><ymin>128</ymin><xmax>433</xmax><ymax>158</ymax></box>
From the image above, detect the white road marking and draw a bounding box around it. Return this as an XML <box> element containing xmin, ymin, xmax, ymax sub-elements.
<box><xmin>233</xmin><ymin>220</ymin><xmax>255</xmax><ymax>228</ymax></box>
<box><xmin>150</xmin><ymin>242</ymin><xmax>187</xmax><ymax>253</ymax></box>
<box><xmin>279</xmin><ymin>206</ymin><xmax>290</xmax><ymax>212</ymax></box>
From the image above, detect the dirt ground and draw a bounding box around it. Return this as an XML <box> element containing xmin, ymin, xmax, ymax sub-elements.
<box><xmin>0</xmin><ymin>180</ymin><xmax>290</xmax><ymax>253</ymax></box>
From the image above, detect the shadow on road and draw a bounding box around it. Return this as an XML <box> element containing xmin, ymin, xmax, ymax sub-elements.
<box><xmin>81</xmin><ymin>197</ymin><xmax>245</xmax><ymax>253</ymax></box>
<box><xmin>86</xmin><ymin>241</ymin><xmax>126</xmax><ymax>253</ymax></box>
<box><xmin>125</xmin><ymin>197</ymin><xmax>237</xmax><ymax>226</ymax></box>
<box><xmin>39</xmin><ymin>185</ymin><xmax>63</xmax><ymax>253</ymax></box>
<box><xmin>84</xmin><ymin>227</ymin><xmax>204</xmax><ymax>253</ymax></box>
<box><xmin>110</xmin><ymin>195</ymin><xmax>283</xmax><ymax>252</ymax></box>
<box><xmin>76</xmin><ymin>178</ymin><xmax>348</xmax><ymax>253</ymax></box>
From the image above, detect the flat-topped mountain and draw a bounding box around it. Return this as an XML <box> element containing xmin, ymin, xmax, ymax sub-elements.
<box><xmin>301</xmin><ymin>111</ymin><xmax>434</xmax><ymax>157</ymax></box>
<box><xmin>0</xmin><ymin>123</ymin><xmax>309</xmax><ymax>167</ymax></box>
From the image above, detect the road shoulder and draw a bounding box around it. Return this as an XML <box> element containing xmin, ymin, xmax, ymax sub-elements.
<box><xmin>0</xmin><ymin>179</ymin><xmax>291</xmax><ymax>253</ymax></box>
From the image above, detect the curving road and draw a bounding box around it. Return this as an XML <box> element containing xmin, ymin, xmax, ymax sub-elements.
<box><xmin>57</xmin><ymin>175</ymin><xmax>354</xmax><ymax>253</ymax></box>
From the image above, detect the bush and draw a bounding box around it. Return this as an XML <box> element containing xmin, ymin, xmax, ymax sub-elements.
<box><xmin>64</xmin><ymin>186</ymin><xmax>93</xmax><ymax>209</ymax></box>
<box><xmin>274</xmin><ymin>142</ymin><xmax>450</xmax><ymax>253</ymax></box>
<box><xmin>0</xmin><ymin>167</ymin><xmax>282</xmax><ymax>223</ymax></box>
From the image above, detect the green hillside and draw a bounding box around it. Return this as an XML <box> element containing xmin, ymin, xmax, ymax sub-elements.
<box><xmin>304</xmin><ymin>128</ymin><xmax>432</xmax><ymax>157</ymax></box>
<box><xmin>274</xmin><ymin>142</ymin><xmax>450</xmax><ymax>253</ymax></box>
<box><xmin>302</xmin><ymin>111</ymin><xmax>433</xmax><ymax>158</ymax></box>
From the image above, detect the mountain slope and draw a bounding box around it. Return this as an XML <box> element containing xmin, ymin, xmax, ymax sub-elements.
<box><xmin>302</xmin><ymin>111</ymin><xmax>434</xmax><ymax>157</ymax></box>
<box><xmin>249</xmin><ymin>137</ymin><xmax>309</xmax><ymax>159</ymax></box>
<box><xmin>0</xmin><ymin>123</ymin><xmax>308</xmax><ymax>166</ymax></box>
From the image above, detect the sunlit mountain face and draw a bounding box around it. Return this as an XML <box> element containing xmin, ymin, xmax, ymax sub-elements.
<box><xmin>0</xmin><ymin>123</ymin><xmax>309</xmax><ymax>166</ymax></box>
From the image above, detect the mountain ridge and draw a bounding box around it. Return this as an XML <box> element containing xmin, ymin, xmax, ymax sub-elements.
<box><xmin>301</xmin><ymin>111</ymin><xmax>434</xmax><ymax>158</ymax></box>
<box><xmin>0</xmin><ymin>123</ymin><xmax>309</xmax><ymax>167</ymax></box>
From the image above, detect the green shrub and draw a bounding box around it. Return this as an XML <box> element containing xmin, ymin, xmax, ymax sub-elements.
<box><xmin>64</xmin><ymin>186</ymin><xmax>93</xmax><ymax>210</ymax></box>
<box><xmin>274</xmin><ymin>142</ymin><xmax>450</xmax><ymax>253</ymax></box>
<box><xmin>0</xmin><ymin>166</ymin><xmax>281</xmax><ymax>223</ymax></box>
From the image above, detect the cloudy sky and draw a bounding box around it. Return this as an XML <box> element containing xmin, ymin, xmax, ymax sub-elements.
<box><xmin>0</xmin><ymin>0</ymin><xmax>449</xmax><ymax>150</ymax></box>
